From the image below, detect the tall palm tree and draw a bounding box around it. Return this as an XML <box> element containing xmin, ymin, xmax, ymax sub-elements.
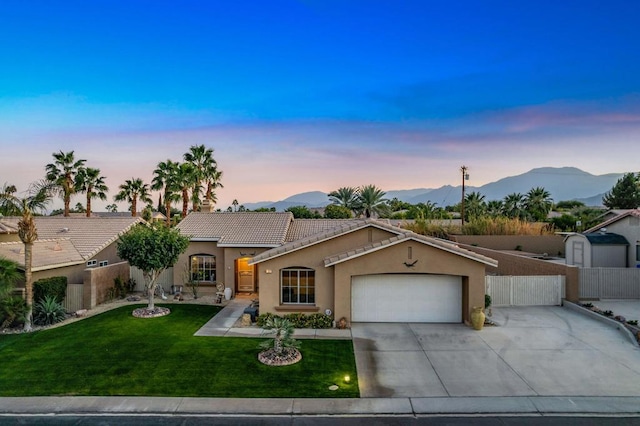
<box><xmin>1</xmin><ymin>184</ymin><xmax>51</xmax><ymax>331</ymax></box>
<box><xmin>204</xmin><ymin>169</ymin><xmax>223</xmax><ymax>207</ymax></box>
<box><xmin>152</xmin><ymin>159</ymin><xmax>181</xmax><ymax>225</ymax></box>
<box><xmin>356</xmin><ymin>185</ymin><xmax>387</xmax><ymax>218</ymax></box>
<box><xmin>0</xmin><ymin>183</ymin><xmax>20</xmax><ymax>216</ymax></box>
<box><xmin>502</xmin><ymin>193</ymin><xmax>526</xmax><ymax>219</ymax></box>
<box><xmin>76</xmin><ymin>167</ymin><xmax>109</xmax><ymax>217</ymax></box>
<box><xmin>184</xmin><ymin>144</ymin><xmax>216</xmax><ymax>212</ymax></box>
<box><xmin>464</xmin><ymin>191</ymin><xmax>486</xmax><ymax>221</ymax></box>
<box><xmin>524</xmin><ymin>187</ymin><xmax>553</xmax><ymax>222</ymax></box>
<box><xmin>328</xmin><ymin>187</ymin><xmax>359</xmax><ymax>215</ymax></box>
<box><xmin>45</xmin><ymin>150</ymin><xmax>86</xmax><ymax>217</ymax></box>
<box><xmin>114</xmin><ymin>178</ymin><xmax>152</xmax><ymax>217</ymax></box>
<box><xmin>175</xmin><ymin>163</ymin><xmax>195</xmax><ymax>219</ymax></box>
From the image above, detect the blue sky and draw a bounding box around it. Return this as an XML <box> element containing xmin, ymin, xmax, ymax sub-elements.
<box><xmin>1</xmin><ymin>0</ymin><xmax>639</xmax><ymax>211</ymax></box>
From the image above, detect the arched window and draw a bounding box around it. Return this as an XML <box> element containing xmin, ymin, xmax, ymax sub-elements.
<box><xmin>281</xmin><ymin>267</ymin><xmax>315</xmax><ymax>304</ymax></box>
<box><xmin>190</xmin><ymin>254</ymin><xmax>216</xmax><ymax>283</ymax></box>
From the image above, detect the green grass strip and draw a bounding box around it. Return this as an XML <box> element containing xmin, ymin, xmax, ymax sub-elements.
<box><xmin>0</xmin><ymin>304</ymin><xmax>359</xmax><ymax>398</ymax></box>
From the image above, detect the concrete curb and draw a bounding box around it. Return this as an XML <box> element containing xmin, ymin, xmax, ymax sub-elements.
<box><xmin>1</xmin><ymin>396</ymin><xmax>640</xmax><ymax>416</ymax></box>
<box><xmin>564</xmin><ymin>301</ymin><xmax>639</xmax><ymax>347</ymax></box>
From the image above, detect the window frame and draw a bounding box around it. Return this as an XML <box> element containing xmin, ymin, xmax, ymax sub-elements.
<box><xmin>190</xmin><ymin>254</ymin><xmax>216</xmax><ymax>283</ymax></box>
<box><xmin>86</xmin><ymin>259</ymin><xmax>97</xmax><ymax>267</ymax></box>
<box><xmin>280</xmin><ymin>267</ymin><xmax>315</xmax><ymax>305</ymax></box>
<box><xmin>98</xmin><ymin>260</ymin><xmax>108</xmax><ymax>267</ymax></box>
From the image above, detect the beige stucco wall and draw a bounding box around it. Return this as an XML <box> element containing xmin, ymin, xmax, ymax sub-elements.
<box><xmin>257</xmin><ymin>227</ymin><xmax>398</xmax><ymax>316</ymax></box>
<box><xmin>452</xmin><ymin>235</ymin><xmax>566</xmax><ymax>257</ymax></box>
<box><xmin>173</xmin><ymin>242</ymin><xmax>269</xmax><ymax>295</ymax></box>
<box><xmin>0</xmin><ymin>234</ymin><xmax>20</xmax><ymax>243</ymax></box>
<box><xmin>32</xmin><ymin>264</ymin><xmax>86</xmax><ymax>285</ymax></box>
<box><xmin>255</xmin><ymin>227</ymin><xmax>486</xmax><ymax>325</ymax></box>
<box><xmin>85</xmin><ymin>241</ymin><xmax>122</xmax><ymax>266</ymax></box>
<box><xmin>332</xmin><ymin>241</ymin><xmax>485</xmax><ymax>324</ymax></box>
<box><xmin>83</xmin><ymin>261</ymin><xmax>130</xmax><ymax>309</ymax></box>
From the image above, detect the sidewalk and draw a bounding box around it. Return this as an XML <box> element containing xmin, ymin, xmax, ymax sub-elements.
<box><xmin>194</xmin><ymin>297</ymin><xmax>352</xmax><ymax>339</ymax></box>
<box><xmin>1</xmin><ymin>396</ymin><xmax>639</xmax><ymax>416</ymax></box>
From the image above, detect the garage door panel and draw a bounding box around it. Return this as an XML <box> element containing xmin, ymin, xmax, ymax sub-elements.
<box><xmin>352</xmin><ymin>274</ymin><xmax>462</xmax><ymax>323</ymax></box>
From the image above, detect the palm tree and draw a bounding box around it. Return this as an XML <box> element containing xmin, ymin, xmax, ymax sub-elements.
<box><xmin>464</xmin><ymin>191</ymin><xmax>486</xmax><ymax>221</ymax></box>
<box><xmin>486</xmin><ymin>200</ymin><xmax>504</xmax><ymax>218</ymax></box>
<box><xmin>105</xmin><ymin>204</ymin><xmax>118</xmax><ymax>213</ymax></box>
<box><xmin>184</xmin><ymin>144</ymin><xmax>216</xmax><ymax>212</ymax></box>
<box><xmin>232</xmin><ymin>199</ymin><xmax>239</xmax><ymax>212</ymax></box>
<box><xmin>76</xmin><ymin>167</ymin><xmax>108</xmax><ymax>217</ymax></box>
<box><xmin>328</xmin><ymin>187</ymin><xmax>359</xmax><ymax>215</ymax></box>
<box><xmin>1</xmin><ymin>184</ymin><xmax>51</xmax><ymax>331</ymax></box>
<box><xmin>356</xmin><ymin>185</ymin><xmax>387</xmax><ymax>218</ymax></box>
<box><xmin>204</xmin><ymin>167</ymin><xmax>223</xmax><ymax>208</ymax></box>
<box><xmin>175</xmin><ymin>163</ymin><xmax>195</xmax><ymax>219</ymax></box>
<box><xmin>502</xmin><ymin>193</ymin><xmax>526</xmax><ymax>219</ymax></box>
<box><xmin>114</xmin><ymin>178</ymin><xmax>152</xmax><ymax>217</ymax></box>
<box><xmin>152</xmin><ymin>160</ymin><xmax>181</xmax><ymax>225</ymax></box>
<box><xmin>45</xmin><ymin>150</ymin><xmax>86</xmax><ymax>217</ymax></box>
<box><xmin>524</xmin><ymin>187</ymin><xmax>553</xmax><ymax>222</ymax></box>
<box><xmin>0</xmin><ymin>183</ymin><xmax>20</xmax><ymax>216</ymax></box>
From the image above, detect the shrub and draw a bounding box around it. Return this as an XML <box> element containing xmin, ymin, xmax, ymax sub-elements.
<box><xmin>34</xmin><ymin>276</ymin><xmax>67</xmax><ymax>304</ymax></box>
<box><xmin>113</xmin><ymin>277</ymin><xmax>132</xmax><ymax>299</ymax></box>
<box><xmin>627</xmin><ymin>320</ymin><xmax>638</xmax><ymax>326</ymax></box>
<box><xmin>0</xmin><ymin>296</ymin><xmax>28</xmax><ymax>328</ymax></box>
<box><xmin>257</xmin><ymin>312</ymin><xmax>333</xmax><ymax>329</ymax></box>
<box><xmin>33</xmin><ymin>295</ymin><xmax>67</xmax><ymax>326</ymax></box>
<box><xmin>484</xmin><ymin>294</ymin><xmax>492</xmax><ymax>309</ymax></box>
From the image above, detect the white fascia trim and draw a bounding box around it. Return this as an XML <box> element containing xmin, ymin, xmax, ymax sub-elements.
<box><xmin>190</xmin><ymin>238</ymin><xmax>220</xmax><ymax>242</ymax></box>
<box><xmin>325</xmin><ymin>236</ymin><xmax>498</xmax><ymax>268</ymax></box>
<box><xmin>218</xmin><ymin>243</ymin><xmax>280</xmax><ymax>248</ymax></box>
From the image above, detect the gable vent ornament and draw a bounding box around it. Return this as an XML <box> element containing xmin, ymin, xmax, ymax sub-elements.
<box><xmin>403</xmin><ymin>260</ymin><xmax>418</xmax><ymax>268</ymax></box>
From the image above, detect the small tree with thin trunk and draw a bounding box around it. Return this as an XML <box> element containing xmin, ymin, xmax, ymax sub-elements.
<box><xmin>116</xmin><ymin>223</ymin><xmax>189</xmax><ymax>312</ymax></box>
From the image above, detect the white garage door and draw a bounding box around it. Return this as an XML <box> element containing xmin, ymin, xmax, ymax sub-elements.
<box><xmin>352</xmin><ymin>274</ymin><xmax>462</xmax><ymax>323</ymax></box>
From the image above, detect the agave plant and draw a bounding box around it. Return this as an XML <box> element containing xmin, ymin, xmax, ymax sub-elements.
<box><xmin>33</xmin><ymin>295</ymin><xmax>66</xmax><ymax>326</ymax></box>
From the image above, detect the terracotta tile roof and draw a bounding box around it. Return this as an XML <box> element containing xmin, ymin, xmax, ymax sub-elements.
<box><xmin>324</xmin><ymin>232</ymin><xmax>499</xmax><ymax>267</ymax></box>
<box><xmin>250</xmin><ymin>219</ymin><xmax>405</xmax><ymax>264</ymax></box>
<box><xmin>0</xmin><ymin>219</ymin><xmax>18</xmax><ymax>234</ymax></box>
<box><xmin>285</xmin><ymin>219</ymin><xmax>361</xmax><ymax>241</ymax></box>
<box><xmin>0</xmin><ymin>216</ymin><xmax>144</xmax><ymax>259</ymax></box>
<box><xmin>584</xmin><ymin>209</ymin><xmax>640</xmax><ymax>233</ymax></box>
<box><xmin>177</xmin><ymin>212</ymin><xmax>293</xmax><ymax>247</ymax></box>
<box><xmin>0</xmin><ymin>238</ymin><xmax>85</xmax><ymax>271</ymax></box>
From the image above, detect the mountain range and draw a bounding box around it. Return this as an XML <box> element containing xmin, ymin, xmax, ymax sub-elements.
<box><xmin>242</xmin><ymin>167</ymin><xmax>624</xmax><ymax>211</ymax></box>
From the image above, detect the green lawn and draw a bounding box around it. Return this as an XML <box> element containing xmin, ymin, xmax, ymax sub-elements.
<box><xmin>0</xmin><ymin>304</ymin><xmax>359</xmax><ymax>398</ymax></box>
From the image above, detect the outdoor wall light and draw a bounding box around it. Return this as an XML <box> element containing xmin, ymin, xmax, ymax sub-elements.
<box><xmin>265</xmin><ymin>269</ymin><xmax>272</xmax><ymax>274</ymax></box>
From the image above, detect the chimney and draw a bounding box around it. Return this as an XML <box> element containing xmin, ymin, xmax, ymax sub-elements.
<box><xmin>201</xmin><ymin>199</ymin><xmax>215</xmax><ymax>213</ymax></box>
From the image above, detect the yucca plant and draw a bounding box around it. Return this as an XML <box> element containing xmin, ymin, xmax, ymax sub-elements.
<box><xmin>259</xmin><ymin>317</ymin><xmax>301</xmax><ymax>355</ymax></box>
<box><xmin>33</xmin><ymin>295</ymin><xmax>66</xmax><ymax>326</ymax></box>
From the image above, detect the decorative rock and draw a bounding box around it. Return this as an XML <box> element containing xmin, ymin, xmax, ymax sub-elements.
<box><xmin>126</xmin><ymin>296</ymin><xmax>141</xmax><ymax>302</ymax></box>
<box><xmin>241</xmin><ymin>313</ymin><xmax>252</xmax><ymax>327</ymax></box>
<box><xmin>75</xmin><ymin>309</ymin><xmax>88</xmax><ymax>317</ymax></box>
<box><xmin>132</xmin><ymin>307</ymin><xmax>170</xmax><ymax>318</ymax></box>
<box><xmin>258</xmin><ymin>348</ymin><xmax>302</xmax><ymax>366</ymax></box>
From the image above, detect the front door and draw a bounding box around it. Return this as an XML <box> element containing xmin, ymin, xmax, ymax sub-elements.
<box><xmin>235</xmin><ymin>257</ymin><xmax>256</xmax><ymax>293</ymax></box>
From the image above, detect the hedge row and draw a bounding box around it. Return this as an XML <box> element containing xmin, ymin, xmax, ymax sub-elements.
<box><xmin>256</xmin><ymin>312</ymin><xmax>333</xmax><ymax>329</ymax></box>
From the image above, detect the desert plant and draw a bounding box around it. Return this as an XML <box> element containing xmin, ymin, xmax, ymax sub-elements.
<box><xmin>603</xmin><ymin>310</ymin><xmax>614</xmax><ymax>317</ymax></box>
<box><xmin>627</xmin><ymin>320</ymin><xmax>638</xmax><ymax>326</ymax></box>
<box><xmin>259</xmin><ymin>317</ymin><xmax>301</xmax><ymax>355</ymax></box>
<box><xmin>256</xmin><ymin>312</ymin><xmax>277</xmax><ymax>327</ymax></box>
<box><xmin>33</xmin><ymin>295</ymin><xmax>66</xmax><ymax>326</ymax></box>
<box><xmin>113</xmin><ymin>277</ymin><xmax>129</xmax><ymax>299</ymax></box>
<box><xmin>0</xmin><ymin>296</ymin><xmax>28</xmax><ymax>328</ymax></box>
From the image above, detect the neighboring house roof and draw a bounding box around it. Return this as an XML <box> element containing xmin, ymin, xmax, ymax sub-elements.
<box><xmin>584</xmin><ymin>209</ymin><xmax>640</xmax><ymax>233</ymax></box>
<box><xmin>177</xmin><ymin>212</ymin><xmax>293</xmax><ymax>247</ymax></box>
<box><xmin>0</xmin><ymin>238</ymin><xmax>85</xmax><ymax>271</ymax></box>
<box><xmin>0</xmin><ymin>220</ymin><xmax>18</xmax><ymax>234</ymax></box>
<box><xmin>324</xmin><ymin>232</ymin><xmax>499</xmax><ymax>267</ymax></box>
<box><xmin>0</xmin><ymin>216</ymin><xmax>144</xmax><ymax>260</ymax></box>
<box><xmin>583</xmin><ymin>233</ymin><xmax>629</xmax><ymax>245</ymax></box>
<box><xmin>285</xmin><ymin>219</ymin><xmax>360</xmax><ymax>242</ymax></box>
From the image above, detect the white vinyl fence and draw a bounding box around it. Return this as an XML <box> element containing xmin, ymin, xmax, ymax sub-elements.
<box><xmin>130</xmin><ymin>266</ymin><xmax>174</xmax><ymax>292</ymax></box>
<box><xmin>485</xmin><ymin>275</ymin><xmax>565</xmax><ymax>306</ymax></box>
<box><xmin>64</xmin><ymin>283</ymin><xmax>84</xmax><ymax>313</ymax></box>
<box><xmin>579</xmin><ymin>268</ymin><xmax>640</xmax><ymax>299</ymax></box>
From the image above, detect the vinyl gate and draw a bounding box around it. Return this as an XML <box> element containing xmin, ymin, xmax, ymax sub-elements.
<box><xmin>64</xmin><ymin>284</ymin><xmax>84</xmax><ymax>313</ymax></box>
<box><xmin>485</xmin><ymin>275</ymin><xmax>565</xmax><ymax>306</ymax></box>
<box><xmin>579</xmin><ymin>268</ymin><xmax>640</xmax><ymax>299</ymax></box>
<box><xmin>130</xmin><ymin>267</ymin><xmax>175</xmax><ymax>292</ymax></box>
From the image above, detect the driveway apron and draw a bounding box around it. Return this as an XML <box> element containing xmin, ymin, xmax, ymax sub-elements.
<box><xmin>352</xmin><ymin>306</ymin><xmax>640</xmax><ymax>398</ymax></box>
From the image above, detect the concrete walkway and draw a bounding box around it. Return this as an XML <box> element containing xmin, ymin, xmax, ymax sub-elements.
<box><xmin>194</xmin><ymin>297</ymin><xmax>352</xmax><ymax>339</ymax></box>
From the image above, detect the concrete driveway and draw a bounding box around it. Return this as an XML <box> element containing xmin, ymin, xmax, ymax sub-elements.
<box><xmin>352</xmin><ymin>306</ymin><xmax>640</xmax><ymax>398</ymax></box>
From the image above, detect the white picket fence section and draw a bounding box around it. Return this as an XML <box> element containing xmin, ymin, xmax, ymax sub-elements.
<box><xmin>130</xmin><ymin>266</ymin><xmax>175</xmax><ymax>292</ymax></box>
<box><xmin>64</xmin><ymin>284</ymin><xmax>84</xmax><ymax>313</ymax></box>
<box><xmin>579</xmin><ymin>268</ymin><xmax>640</xmax><ymax>299</ymax></box>
<box><xmin>485</xmin><ymin>275</ymin><xmax>565</xmax><ymax>306</ymax></box>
